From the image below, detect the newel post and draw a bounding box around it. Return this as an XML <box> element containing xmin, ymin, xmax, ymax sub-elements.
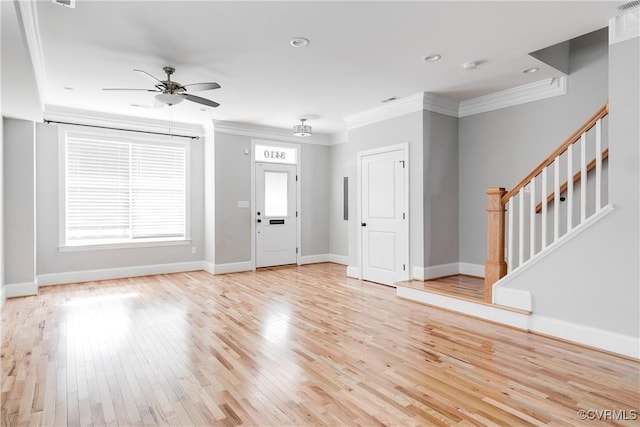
<box><xmin>485</xmin><ymin>187</ymin><xmax>507</xmax><ymax>302</ymax></box>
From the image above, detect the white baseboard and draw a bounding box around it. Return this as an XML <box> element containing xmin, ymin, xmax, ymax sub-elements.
<box><xmin>459</xmin><ymin>263</ymin><xmax>484</xmax><ymax>277</ymax></box>
<box><xmin>214</xmin><ymin>261</ymin><xmax>253</xmax><ymax>274</ymax></box>
<box><xmin>4</xmin><ymin>281</ymin><xmax>38</xmax><ymax>298</ymax></box>
<box><xmin>328</xmin><ymin>254</ymin><xmax>349</xmax><ymax>265</ymax></box>
<box><xmin>1</xmin><ymin>285</ymin><xmax>5</xmax><ymax>307</ymax></box>
<box><xmin>202</xmin><ymin>261</ymin><xmax>215</xmax><ymax>275</ymax></box>
<box><xmin>413</xmin><ymin>263</ymin><xmax>485</xmax><ymax>281</ymax></box>
<box><xmin>493</xmin><ymin>287</ymin><xmax>533</xmax><ymax>312</ymax></box>
<box><xmin>37</xmin><ymin>261</ymin><xmax>205</xmax><ymax>286</ymax></box>
<box><xmin>397</xmin><ymin>283</ymin><xmax>638</xmax><ymax>359</ymax></box>
<box><xmin>299</xmin><ymin>254</ymin><xmax>330</xmax><ymax>265</ymax></box>
<box><xmin>397</xmin><ymin>286</ymin><xmax>529</xmax><ymax>330</ymax></box>
<box><xmin>529</xmin><ymin>315</ymin><xmax>639</xmax><ymax>359</ymax></box>
<box><xmin>346</xmin><ymin>266</ymin><xmax>360</xmax><ymax>278</ymax></box>
<box><xmin>414</xmin><ymin>263</ymin><xmax>459</xmax><ymax>280</ymax></box>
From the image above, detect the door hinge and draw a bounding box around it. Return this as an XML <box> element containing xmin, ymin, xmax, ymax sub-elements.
<box><xmin>296</xmin><ymin>211</ymin><xmax>298</xmax><ymax>217</ymax></box>
<box><xmin>296</xmin><ymin>247</ymin><xmax>299</xmax><ymax>254</ymax></box>
<box><xmin>400</xmin><ymin>160</ymin><xmax>405</xmax><ymax>168</ymax></box>
<box><xmin>403</xmin><ymin>264</ymin><xmax>406</xmax><ymax>271</ymax></box>
<box><xmin>402</xmin><ymin>212</ymin><xmax>406</xmax><ymax>220</ymax></box>
<box><xmin>296</xmin><ymin>175</ymin><xmax>298</xmax><ymax>181</ymax></box>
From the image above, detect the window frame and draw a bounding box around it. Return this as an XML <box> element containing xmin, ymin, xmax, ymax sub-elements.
<box><xmin>58</xmin><ymin>125</ymin><xmax>191</xmax><ymax>251</ymax></box>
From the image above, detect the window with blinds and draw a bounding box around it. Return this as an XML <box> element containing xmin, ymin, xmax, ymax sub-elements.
<box><xmin>63</xmin><ymin>132</ymin><xmax>187</xmax><ymax>246</ymax></box>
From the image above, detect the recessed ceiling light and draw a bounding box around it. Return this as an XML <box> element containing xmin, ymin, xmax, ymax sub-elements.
<box><xmin>200</xmin><ymin>108</ymin><xmax>208</xmax><ymax>111</ymax></box>
<box><xmin>523</xmin><ymin>67</ymin><xmax>540</xmax><ymax>74</ymax></box>
<box><xmin>463</xmin><ymin>61</ymin><xmax>479</xmax><ymax>71</ymax></box>
<box><xmin>381</xmin><ymin>96</ymin><xmax>399</xmax><ymax>103</ymax></box>
<box><xmin>423</xmin><ymin>54</ymin><xmax>442</xmax><ymax>62</ymax></box>
<box><xmin>63</xmin><ymin>86</ymin><xmax>74</xmax><ymax>90</ymax></box>
<box><xmin>290</xmin><ymin>37</ymin><xmax>310</xmax><ymax>48</ymax></box>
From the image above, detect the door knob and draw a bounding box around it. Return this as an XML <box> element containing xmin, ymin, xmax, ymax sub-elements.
<box><xmin>361</xmin><ymin>222</ymin><xmax>367</xmax><ymax>227</ymax></box>
<box><xmin>257</xmin><ymin>219</ymin><xmax>262</xmax><ymax>223</ymax></box>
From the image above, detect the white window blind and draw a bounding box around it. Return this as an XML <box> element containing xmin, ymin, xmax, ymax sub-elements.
<box><xmin>65</xmin><ymin>134</ymin><xmax>186</xmax><ymax>246</ymax></box>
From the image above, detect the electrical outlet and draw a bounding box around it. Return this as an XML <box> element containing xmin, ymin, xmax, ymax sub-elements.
<box><xmin>191</xmin><ymin>247</ymin><xmax>197</xmax><ymax>254</ymax></box>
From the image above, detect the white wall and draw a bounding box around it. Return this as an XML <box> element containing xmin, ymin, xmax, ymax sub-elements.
<box><xmin>35</xmin><ymin>122</ymin><xmax>205</xmax><ymax>276</ymax></box>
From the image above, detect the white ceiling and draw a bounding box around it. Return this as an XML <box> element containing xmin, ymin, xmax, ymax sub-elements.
<box><xmin>5</xmin><ymin>1</ymin><xmax>623</xmax><ymax>134</ymax></box>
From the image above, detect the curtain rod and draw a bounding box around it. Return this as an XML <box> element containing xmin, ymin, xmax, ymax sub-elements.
<box><xmin>44</xmin><ymin>119</ymin><xmax>200</xmax><ymax>140</ymax></box>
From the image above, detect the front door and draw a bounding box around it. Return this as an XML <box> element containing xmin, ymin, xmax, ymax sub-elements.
<box><xmin>360</xmin><ymin>148</ymin><xmax>408</xmax><ymax>286</ymax></box>
<box><xmin>256</xmin><ymin>162</ymin><xmax>297</xmax><ymax>268</ymax></box>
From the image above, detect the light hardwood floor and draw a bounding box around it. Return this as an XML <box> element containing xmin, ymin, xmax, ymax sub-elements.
<box><xmin>399</xmin><ymin>275</ymin><xmax>485</xmax><ymax>302</ymax></box>
<box><xmin>1</xmin><ymin>263</ymin><xmax>638</xmax><ymax>426</ymax></box>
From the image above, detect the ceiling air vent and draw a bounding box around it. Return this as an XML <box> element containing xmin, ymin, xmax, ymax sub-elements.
<box><xmin>617</xmin><ymin>1</ymin><xmax>640</xmax><ymax>12</ymax></box>
<box><xmin>51</xmin><ymin>0</ymin><xmax>75</xmax><ymax>8</ymax></box>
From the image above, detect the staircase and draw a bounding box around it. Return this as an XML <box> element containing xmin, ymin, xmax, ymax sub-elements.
<box><xmin>395</xmin><ymin>105</ymin><xmax>610</xmax><ymax>331</ymax></box>
<box><xmin>485</xmin><ymin>104</ymin><xmax>610</xmax><ymax>304</ymax></box>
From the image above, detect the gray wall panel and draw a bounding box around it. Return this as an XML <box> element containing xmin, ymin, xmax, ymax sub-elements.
<box><xmin>3</xmin><ymin>118</ymin><xmax>35</xmax><ymax>284</ymax></box>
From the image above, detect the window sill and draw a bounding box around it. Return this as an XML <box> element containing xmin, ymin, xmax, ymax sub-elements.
<box><xmin>58</xmin><ymin>239</ymin><xmax>191</xmax><ymax>252</ymax></box>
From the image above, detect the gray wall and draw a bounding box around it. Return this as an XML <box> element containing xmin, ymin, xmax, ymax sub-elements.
<box><xmin>214</xmin><ymin>131</ymin><xmax>330</xmax><ymax>265</ymax></box>
<box><xmin>214</xmin><ymin>133</ymin><xmax>251</xmax><ymax>264</ymax></box>
<box><xmin>203</xmin><ymin>131</ymin><xmax>215</xmax><ymax>268</ymax></box>
<box><xmin>35</xmin><ymin>122</ymin><xmax>205</xmax><ymax>275</ymax></box>
<box><xmin>300</xmin><ymin>143</ymin><xmax>330</xmax><ymax>256</ymax></box>
<box><xmin>423</xmin><ymin>110</ymin><xmax>459</xmax><ymax>267</ymax></box>
<box><xmin>505</xmin><ymin>36</ymin><xmax>639</xmax><ymax>337</ymax></box>
<box><xmin>345</xmin><ymin>111</ymin><xmax>424</xmax><ymax>270</ymax></box>
<box><xmin>329</xmin><ymin>142</ymin><xmax>349</xmax><ymax>257</ymax></box>
<box><xmin>458</xmin><ymin>29</ymin><xmax>609</xmax><ymax>265</ymax></box>
<box><xmin>3</xmin><ymin>118</ymin><xmax>35</xmax><ymax>284</ymax></box>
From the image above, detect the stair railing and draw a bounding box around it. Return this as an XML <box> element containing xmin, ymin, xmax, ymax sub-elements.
<box><xmin>485</xmin><ymin>104</ymin><xmax>609</xmax><ymax>302</ymax></box>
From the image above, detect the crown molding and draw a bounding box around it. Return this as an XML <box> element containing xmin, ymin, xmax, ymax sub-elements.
<box><xmin>14</xmin><ymin>0</ymin><xmax>47</xmax><ymax>112</ymax></box>
<box><xmin>345</xmin><ymin>76</ymin><xmax>568</xmax><ymax>129</ymax></box>
<box><xmin>458</xmin><ymin>76</ymin><xmax>567</xmax><ymax>117</ymax></box>
<box><xmin>609</xmin><ymin>9</ymin><xmax>640</xmax><ymax>45</ymax></box>
<box><xmin>344</xmin><ymin>93</ymin><xmax>424</xmax><ymax>130</ymax></box>
<box><xmin>213</xmin><ymin>120</ymin><xmax>333</xmax><ymax>145</ymax></box>
<box><xmin>423</xmin><ymin>93</ymin><xmax>459</xmax><ymax>117</ymax></box>
<box><xmin>44</xmin><ymin>104</ymin><xmax>205</xmax><ymax>137</ymax></box>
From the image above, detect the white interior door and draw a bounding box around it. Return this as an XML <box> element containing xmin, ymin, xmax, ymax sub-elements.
<box><xmin>361</xmin><ymin>148</ymin><xmax>408</xmax><ymax>286</ymax></box>
<box><xmin>256</xmin><ymin>163</ymin><xmax>297</xmax><ymax>268</ymax></box>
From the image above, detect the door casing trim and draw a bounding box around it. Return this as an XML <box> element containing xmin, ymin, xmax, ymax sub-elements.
<box><xmin>356</xmin><ymin>142</ymin><xmax>410</xmax><ymax>283</ymax></box>
<box><xmin>251</xmin><ymin>139</ymin><xmax>301</xmax><ymax>270</ymax></box>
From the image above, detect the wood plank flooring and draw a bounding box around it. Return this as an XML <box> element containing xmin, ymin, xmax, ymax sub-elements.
<box><xmin>1</xmin><ymin>263</ymin><xmax>638</xmax><ymax>426</ymax></box>
<box><xmin>399</xmin><ymin>275</ymin><xmax>485</xmax><ymax>302</ymax></box>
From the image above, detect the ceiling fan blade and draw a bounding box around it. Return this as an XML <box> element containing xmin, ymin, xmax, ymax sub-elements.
<box><xmin>181</xmin><ymin>94</ymin><xmax>220</xmax><ymax>108</ymax></box>
<box><xmin>183</xmin><ymin>82</ymin><xmax>221</xmax><ymax>92</ymax></box>
<box><xmin>133</xmin><ymin>69</ymin><xmax>163</xmax><ymax>84</ymax></box>
<box><xmin>103</xmin><ymin>88</ymin><xmax>160</xmax><ymax>92</ymax></box>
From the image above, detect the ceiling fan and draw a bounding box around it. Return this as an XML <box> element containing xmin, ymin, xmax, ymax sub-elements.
<box><xmin>103</xmin><ymin>66</ymin><xmax>220</xmax><ymax>108</ymax></box>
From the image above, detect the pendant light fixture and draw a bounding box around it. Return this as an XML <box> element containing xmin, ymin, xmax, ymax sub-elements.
<box><xmin>293</xmin><ymin>118</ymin><xmax>312</xmax><ymax>137</ymax></box>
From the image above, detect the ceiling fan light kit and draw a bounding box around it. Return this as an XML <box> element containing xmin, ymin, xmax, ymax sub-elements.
<box><xmin>155</xmin><ymin>93</ymin><xmax>184</xmax><ymax>106</ymax></box>
<box><xmin>103</xmin><ymin>66</ymin><xmax>220</xmax><ymax>108</ymax></box>
<box><xmin>293</xmin><ymin>118</ymin><xmax>312</xmax><ymax>137</ymax></box>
